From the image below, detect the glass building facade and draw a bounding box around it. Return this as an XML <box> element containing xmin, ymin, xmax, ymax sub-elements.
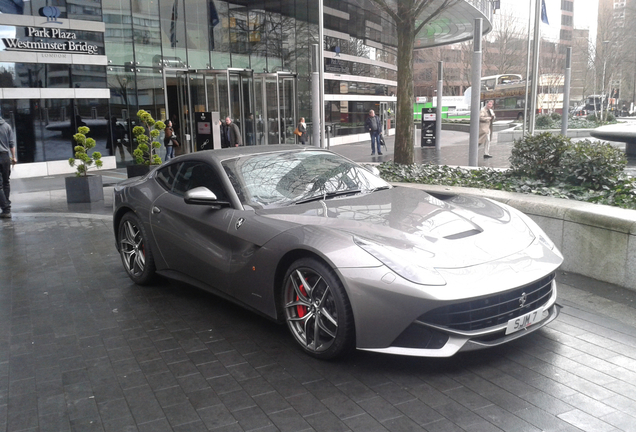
<box><xmin>2</xmin><ymin>0</ymin><xmax>491</xmax><ymax>170</ymax></box>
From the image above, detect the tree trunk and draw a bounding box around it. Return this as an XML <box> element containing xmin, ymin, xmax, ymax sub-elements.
<box><xmin>394</xmin><ymin>13</ymin><xmax>416</xmax><ymax>165</ymax></box>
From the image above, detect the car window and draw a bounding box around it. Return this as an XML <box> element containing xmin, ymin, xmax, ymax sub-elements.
<box><xmin>222</xmin><ymin>150</ymin><xmax>389</xmax><ymax>208</ymax></box>
<box><xmin>172</xmin><ymin>162</ymin><xmax>228</xmax><ymax>201</ymax></box>
<box><xmin>155</xmin><ymin>163</ymin><xmax>180</xmax><ymax>191</ymax></box>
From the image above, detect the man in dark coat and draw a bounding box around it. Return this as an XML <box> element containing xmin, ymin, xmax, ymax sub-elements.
<box><xmin>365</xmin><ymin>109</ymin><xmax>382</xmax><ymax>155</ymax></box>
<box><xmin>220</xmin><ymin>117</ymin><xmax>242</xmax><ymax>148</ymax></box>
<box><xmin>0</xmin><ymin>115</ymin><xmax>16</xmax><ymax>218</ymax></box>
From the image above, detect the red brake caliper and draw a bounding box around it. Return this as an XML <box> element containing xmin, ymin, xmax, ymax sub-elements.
<box><xmin>296</xmin><ymin>283</ymin><xmax>308</xmax><ymax>317</ymax></box>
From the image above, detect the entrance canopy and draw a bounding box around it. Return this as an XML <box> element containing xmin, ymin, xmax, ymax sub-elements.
<box><xmin>414</xmin><ymin>0</ymin><xmax>494</xmax><ymax>49</ymax></box>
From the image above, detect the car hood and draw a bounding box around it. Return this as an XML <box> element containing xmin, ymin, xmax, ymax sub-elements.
<box><xmin>257</xmin><ymin>187</ymin><xmax>538</xmax><ymax>269</ymax></box>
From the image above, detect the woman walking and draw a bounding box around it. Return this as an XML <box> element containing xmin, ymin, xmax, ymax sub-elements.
<box><xmin>296</xmin><ymin>117</ymin><xmax>307</xmax><ymax>144</ymax></box>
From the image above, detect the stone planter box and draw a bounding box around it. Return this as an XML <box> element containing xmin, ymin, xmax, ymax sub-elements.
<box><xmin>126</xmin><ymin>164</ymin><xmax>151</xmax><ymax>178</ymax></box>
<box><xmin>65</xmin><ymin>175</ymin><xmax>104</xmax><ymax>203</ymax></box>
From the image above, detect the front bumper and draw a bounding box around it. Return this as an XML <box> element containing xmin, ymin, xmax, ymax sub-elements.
<box><xmin>359</xmin><ymin>287</ymin><xmax>560</xmax><ymax>357</ymax></box>
<box><xmin>337</xmin><ymin>246</ymin><xmax>562</xmax><ymax>357</ymax></box>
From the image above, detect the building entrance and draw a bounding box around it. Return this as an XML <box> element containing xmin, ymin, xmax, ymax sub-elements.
<box><xmin>164</xmin><ymin>69</ymin><xmax>297</xmax><ymax>151</ymax></box>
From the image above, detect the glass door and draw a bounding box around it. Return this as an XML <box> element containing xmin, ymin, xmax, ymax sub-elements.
<box><xmin>254</xmin><ymin>72</ymin><xmax>297</xmax><ymax>145</ymax></box>
<box><xmin>241</xmin><ymin>74</ymin><xmax>255</xmax><ymax>146</ymax></box>
<box><xmin>380</xmin><ymin>102</ymin><xmax>388</xmax><ymax>132</ymax></box>
<box><xmin>164</xmin><ymin>68</ymin><xmax>190</xmax><ymax>154</ymax></box>
<box><xmin>279</xmin><ymin>76</ymin><xmax>296</xmax><ymax>144</ymax></box>
<box><xmin>225</xmin><ymin>69</ymin><xmax>254</xmax><ymax>146</ymax></box>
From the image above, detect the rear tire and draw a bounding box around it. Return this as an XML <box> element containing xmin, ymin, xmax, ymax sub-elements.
<box><xmin>282</xmin><ymin>258</ymin><xmax>355</xmax><ymax>360</ymax></box>
<box><xmin>118</xmin><ymin>212</ymin><xmax>156</xmax><ymax>285</ymax></box>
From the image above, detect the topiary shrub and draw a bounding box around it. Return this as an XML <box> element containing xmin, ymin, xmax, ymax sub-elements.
<box><xmin>550</xmin><ymin>112</ymin><xmax>561</xmax><ymax>121</ymax></box>
<box><xmin>68</xmin><ymin>126</ymin><xmax>103</xmax><ymax>177</ymax></box>
<box><xmin>535</xmin><ymin>114</ymin><xmax>554</xmax><ymax>128</ymax></box>
<box><xmin>557</xmin><ymin>139</ymin><xmax>627</xmax><ymax>188</ymax></box>
<box><xmin>132</xmin><ymin>110</ymin><xmax>165</xmax><ymax>165</ymax></box>
<box><xmin>605</xmin><ymin>112</ymin><xmax>616</xmax><ymax>122</ymax></box>
<box><xmin>586</xmin><ymin>113</ymin><xmax>598</xmax><ymax>122</ymax></box>
<box><xmin>509</xmin><ymin>132</ymin><xmax>571</xmax><ymax>183</ymax></box>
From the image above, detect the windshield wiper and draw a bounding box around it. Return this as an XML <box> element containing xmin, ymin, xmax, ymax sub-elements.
<box><xmin>294</xmin><ymin>189</ymin><xmax>362</xmax><ymax>205</ymax></box>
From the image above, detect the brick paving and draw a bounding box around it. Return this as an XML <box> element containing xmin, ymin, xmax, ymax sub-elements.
<box><xmin>1</xmin><ymin>134</ymin><xmax>636</xmax><ymax>431</ymax></box>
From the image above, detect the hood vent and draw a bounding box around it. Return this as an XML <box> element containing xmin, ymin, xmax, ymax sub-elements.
<box><xmin>443</xmin><ymin>229</ymin><xmax>482</xmax><ymax>240</ymax></box>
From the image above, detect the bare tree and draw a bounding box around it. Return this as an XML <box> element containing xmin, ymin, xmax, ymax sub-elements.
<box><xmin>368</xmin><ymin>0</ymin><xmax>460</xmax><ymax>165</ymax></box>
<box><xmin>593</xmin><ymin>1</ymin><xmax>625</xmax><ymax>108</ymax></box>
<box><xmin>483</xmin><ymin>13</ymin><xmax>527</xmax><ymax>75</ymax></box>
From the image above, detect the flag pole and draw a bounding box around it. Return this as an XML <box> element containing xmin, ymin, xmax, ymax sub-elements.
<box><xmin>523</xmin><ymin>0</ymin><xmax>533</xmax><ymax>137</ymax></box>
<box><xmin>528</xmin><ymin>0</ymin><xmax>542</xmax><ymax>135</ymax></box>
<box><xmin>318</xmin><ymin>0</ymin><xmax>325</xmax><ymax>148</ymax></box>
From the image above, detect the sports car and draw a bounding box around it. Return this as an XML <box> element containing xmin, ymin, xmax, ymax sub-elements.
<box><xmin>113</xmin><ymin>145</ymin><xmax>563</xmax><ymax>359</ymax></box>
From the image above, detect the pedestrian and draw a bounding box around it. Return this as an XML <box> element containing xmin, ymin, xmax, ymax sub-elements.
<box><xmin>0</xmin><ymin>114</ymin><xmax>17</xmax><ymax>219</ymax></box>
<box><xmin>163</xmin><ymin>120</ymin><xmax>178</xmax><ymax>160</ymax></box>
<box><xmin>296</xmin><ymin>117</ymin><xmax>307</xmax><ymax>144</ymax></box>
<box><xmin>109</xmin><ymin>116</ymin><xmax>126</xmax><ymax>161</ymax></box>
<box><xmin>220</xmin><ymin>117</ymin><xmax>242</xmax><ymax>148</ymax></box>
<box><xmin>479</xmin><ymin>100</ymin><xmax>495</xmax><ymax>158</ymax></box>
<box><xmin>365</xmin><ymin>109</ymin><xmax>382</xmax><ymax>155</ymax></box>
<box><xmin>245</xmin><ymin>113</ymin><xmax>255</xmax><ymax>145</ymax></box>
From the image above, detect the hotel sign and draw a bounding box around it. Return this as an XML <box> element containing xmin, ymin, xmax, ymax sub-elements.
<box><xmin>2</xmin><ymin>27</ymin><xmax>99</xmax><ymax>55</ymax></box>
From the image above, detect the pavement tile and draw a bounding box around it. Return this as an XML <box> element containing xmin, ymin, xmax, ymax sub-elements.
<box><xmin>154</xmin><ymin>385</ymin><xmax>190</xmax><ymax>408</ymax></box>
<box><xmin>443</xmin><ymin>385</ymin><xmax>493</xmax><ymax>411</ymax></box>
<box><xmin>196</xmin><ymin>404</ymin><xmax>237</xmax><ymax>430</ymax></box>
<box><xmin>558</xmin><ymin>408</ymin><xmax>617</xmax><ymax>432</ymax></box>
<box><xmin>252</xmin><ymin>391</ymin><xmax>291</xmax><ymax>414</ymax></box>
<box><xmin>267</xmin><ymin>407</ymin><xmax>313</xmax><ymax>432</ymax></box>
<box><xmin>96</xmin><ymin>397</ymin><xmax>132</xmax><ymax>422</ymax></box>
<box><xmin>561</xmin><ymin>393</ymin><xmax>617</xmax><ymax>417</ymax></box>
<box><xmin>474</xmin><ymin>405</ymin><xmax>541</xmax><ymax>432</ymax></box>
<box><xmin>430</xmin><ymin>400</ymin><xmax>485</xmax><ymax>429</ymax></box>
<box><xmin>394</xmin><ymin>399</ymin><xmax>444</xmax><ymax>426</ymax></box>
<box><xmin>176</xmin><ymin>371</ymin><xmax>210</xmax><ymax>393</ymax></box>
<box><xmin>172</xmin><ymin>420</ymin><xmax>209</xmax><ymax>432</ymax></box>
<box><xmin>600</xmin><ymin>410</ymin><xmax>636</xmax><ymax>431</ymax></box>
<box><xmin>322</xmin><ymin>392</ymin><xmax>366</xmax><ymax>420</ymax></box>
<box><xmin>342</xmin><ymin>412</ymin><xmax>389</xmax><ymax>432</ymax></box>
<box><xmin>232</xmin><ymin>405</ymin><xmax>273</xmax><ymax>430</ymax></box>
<box><xmin>162</xmin><ymin>401</ymin><xmax>201</xmax><ymax>427</ymax></box>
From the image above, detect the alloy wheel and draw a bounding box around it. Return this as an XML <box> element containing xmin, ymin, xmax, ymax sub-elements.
<box><xmin>284</xmin><ymin>267</ymin><xmax>339</xmax><ymax>354</ymax></box>
<box><xmin>120</xmin><ymin>219</ymin><xmax>145</xmax><ymax>277</ymax></box>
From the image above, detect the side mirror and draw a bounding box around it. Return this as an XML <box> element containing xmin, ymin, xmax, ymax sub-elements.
<box><xmin>184</xmin><ymin>186</ymin><xmax>230</xmax><ymax>208</ymax></box>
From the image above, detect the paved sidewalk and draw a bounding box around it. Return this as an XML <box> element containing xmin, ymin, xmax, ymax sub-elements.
<box><xmin>1</xmin><ymin>134</ymin><xmax>636</xmax><ymax>432</ymax></box>
<box><xmin>333</xmin><ymin>130</ymin><xmax>513</xmax><ymax>169</ymax></box>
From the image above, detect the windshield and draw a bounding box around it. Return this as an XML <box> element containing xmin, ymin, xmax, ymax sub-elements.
<box><xmin>222</xmin><ymin>150</ymin><xmax>390</xmax><ymax>208</ymax></box>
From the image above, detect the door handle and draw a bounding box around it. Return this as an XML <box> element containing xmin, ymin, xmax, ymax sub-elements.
<box><xmin>152</xmin><ymin>206</ymin><xmax>161</xmax><ymax>214</ymax></box>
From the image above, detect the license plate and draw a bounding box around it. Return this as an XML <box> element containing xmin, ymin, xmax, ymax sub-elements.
<box><xmin>505</xmin><ymin>308</ymin><xmax>545</xmax><ymax>335</ymax></box>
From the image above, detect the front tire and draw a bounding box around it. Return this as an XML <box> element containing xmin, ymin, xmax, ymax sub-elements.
<box><xmin>118</xmin><ymin>212</ymin><xmax>156</xmax><ymax>285</ymax></box>
<box><xmin>282</xmin><ymin>258</ymin><xmax>355</xmax><ymax>359</ymax></box>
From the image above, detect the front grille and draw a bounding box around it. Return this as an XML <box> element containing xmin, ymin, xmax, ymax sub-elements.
<box><xmin>420</xmin><ymin>273</ymin><xmax>555</xmax><ymax>332</ymax></box>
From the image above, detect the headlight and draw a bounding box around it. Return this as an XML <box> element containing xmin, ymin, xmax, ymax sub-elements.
<box><xmin>354</xmin><ymin>237</ymin><xmax>446</xmax><ymax>286</ymax></box>
<box><xmin>493</xmin><ymin>200</ymin><xmax>557</xmax><ymax>252</ymax></box>
<box><xmin>515</xmin><ymin>211</ymin><xmax>556</xmax><ymax>251</ymax></box>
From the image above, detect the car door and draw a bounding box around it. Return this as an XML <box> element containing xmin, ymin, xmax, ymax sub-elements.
<box><xmin>150</xmin><ymin>161</ymin><xmax>235</xmax><ymax>292</ymax></box>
